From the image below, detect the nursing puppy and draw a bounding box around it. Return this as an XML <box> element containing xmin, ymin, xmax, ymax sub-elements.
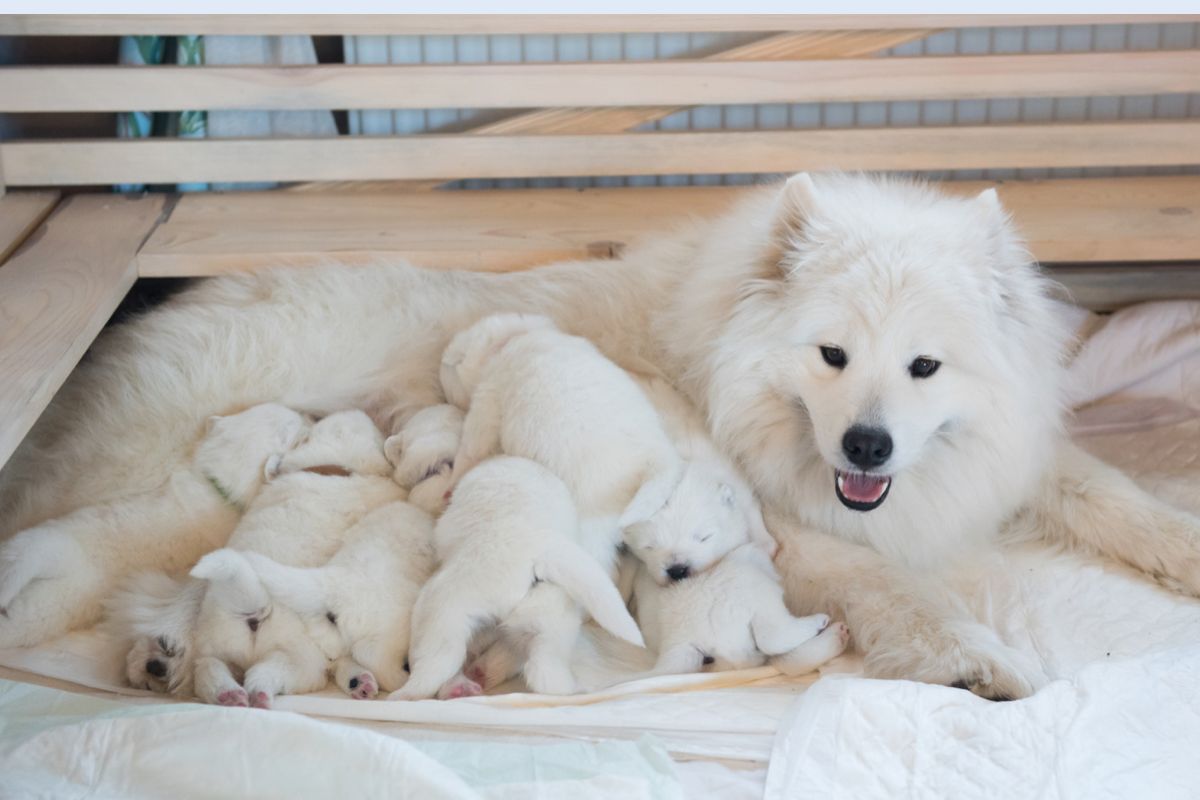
<box><xmin>0</xmin><ymin>403</ymin><xmax>309</xmax><ymax>648</ymax></box>
<box><xmin>217</xmin><ymin>500</ymin><xmax>436</xmax><ymax>699</ymax></box>
<box><xmin>117</xmin><ymin>409</ymin><xmax>404</xmax><ymax>706</ymax></box>
<box><xmin>394</xmin><ymin>456</ymin><xmax>644</xmax><ymax>700</ymax></box>
<box><xmin>629</xmin><ymin>544</ymin><xmax>848</xmax><ymax>678</ymax></box>
<box><xmin>384</xmin><ymin>404</ymin><xmax>463</xmax><ymax>516</ymax></box>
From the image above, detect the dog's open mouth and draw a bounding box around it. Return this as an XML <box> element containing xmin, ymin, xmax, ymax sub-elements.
<box><xmin>834</xmin><ymin>470</ymin><xmax>892</xmax><ymax>511</ymax></box>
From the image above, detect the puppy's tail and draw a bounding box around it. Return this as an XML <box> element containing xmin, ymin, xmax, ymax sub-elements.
<box><xmin>536</xmin><ymin>542</ymin><xmax>645</xmax><ymax>648</ymax></box>
<box><xmin>0</xmin><ymin>528</ymin><xmax>84</xmax><ymax>611</ymax></box>
<box><xmin>236</xmin><ymin>551</ymin><xmax>332</xmax><ymax>618</ymax></box>
<box><xmin>618</xmin><ymin>455</ymin><xmax>684</xmax><ymax>529</ymax></box>
<box><xmin>190</xmin><ymin>549</ymin><xmax>270</xmax><ymax>613</ymax></box>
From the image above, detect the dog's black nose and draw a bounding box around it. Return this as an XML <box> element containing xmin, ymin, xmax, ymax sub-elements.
<box><xmin>146</xmin><ymin>659</ymin><xmax>167</xmax><ymax>678</ymax></box>
<box><xmin>842</xmin><ymin>426</ymin><xmax>893</xmax><ymax>469</ymax></box>
<box><xmin>666</xmin><ymin>564</ymin><xmax>691</xmax><ymax>582</ymax></box>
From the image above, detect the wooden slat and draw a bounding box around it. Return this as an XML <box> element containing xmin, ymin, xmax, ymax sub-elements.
<box><xmin>0</xmin><ymin>191</ymin><xmax>59</xmax><ymax>264</ymax></box>
<box><xmin>1050</xmin><ymin>265</ymin><xmax>1200</xmax><ymax>310</ymax></box>
<box><xmin>9</xmin><ymin>51</ymin><xmax>1197</xmax><ymax>113</ymax></box>
<box><xmin>0</xmin><ymin>194</ymin><xmax>166</xmax><ymax>469</ymax></box>
<box><xmin>135</xmin><ymin>177</ymin><xmax>1200</xmax><ymax>278</ymax></box>
<box><xmin>3</xmin><ymin>15</ymin><xmax>1195</xmax><ymax>36</ymax></box>
<box><xmin>5</xmin><ymin>122</ymin><xmax>1199</xmax><ymax>186</ymax></box>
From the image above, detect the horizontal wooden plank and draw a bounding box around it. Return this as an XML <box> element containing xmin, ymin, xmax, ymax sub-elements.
<box><xmin>1049</xmin><ymin>264</ymin><xmax>1200</xmax><ymax>311</ymax></box>
<box><xmin>0</xmin><ymin>194</ymin><xmax>166</xmax><ymax>469</ymax></box>
<box><xmin>5</xmin><ymin>122</ymin><xmax>1198</xmax><ymax>186</ymax></box>
<box><xmin>5</xmin><ymin>51</ymin><xmax>1199</xmax><ymax>113</ymax></box>
<box><xmin>2</xmin><ymin>15</ymin><xmax>1195</xmax><ymax>36</ymax></box>
<box><xmin>0</xmin><ymin>191</ymin><xmax>59</xmax><ymax>264</ymax></box>
<box><xmin>135</xmin><ymin>176</ymin><xmax>1200</xmax><ymax>280</ymax></box>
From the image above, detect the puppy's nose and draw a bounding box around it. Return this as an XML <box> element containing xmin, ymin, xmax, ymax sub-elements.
<box><xmin>666</xmin><ymin>564</ymin><xmax>691</xmax><ymax>582</ymax></box>
<box><xmin>842</xmin><ymin>426</ymin><xmax>893</xmax><ymax>469</ymax></box>
<box><xmin>146</xmin><ymin>659</ymin><xmax>167</xmax><ymax>678</ymax></box>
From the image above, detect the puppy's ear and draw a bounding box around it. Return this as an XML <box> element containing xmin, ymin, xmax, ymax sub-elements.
<box><xmin>383</xmin><ymin>434</ymin><xmax>405</xmax><ymax>468</ymax></box>
<box><xmin>719</xmin><ymin>483</ymin><xmax>736</xmax><ymax>508</ymax></box>
<box><xmin>263</xmin><ymin>453</ymin><xmax>284</xmax><ymax>481</ymax></box>
<box><xmin>766</xmin><ymin>173</ymin><xmax>820</xmax><ymax>279</ymax></box>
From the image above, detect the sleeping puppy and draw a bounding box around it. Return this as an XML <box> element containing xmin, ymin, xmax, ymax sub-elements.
<box><xmin>393</xmin><ymin>456</ymin><xmax>644</xmax><ymax>701</ymax></box>
<box><xmin>384</xmin><ymin>403</ymin><xmax>463</xmax><ymax>516</ymax></box>
<box><xmin>629</xmin><ymin>543</ymin><xmax>849</xmax><ymax>679</ymax></box>
<box><xmin>209</xmin><ymin>499</ymin><xmax>436</xmax><ymax>699</ymax></box>
<box><xmin>114</xmin><ymin>409</ymin><xmax>405</xmax><ymax>707</ymax></box>
<box><xmin>1</xmin><ymin>403</ymin><xmax>310</xmax><ymax>648</ymax></box>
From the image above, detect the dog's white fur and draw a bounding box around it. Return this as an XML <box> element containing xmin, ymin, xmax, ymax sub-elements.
<box><xmin>395</xmin><ymin>456</ymin><xmax>644</xmax><ymax>700</ymax></box>
<box><xmin>384</xmin><ymin>404</ymin><xmax>463</xmax><ymax>516</ymax></box>
<box><xmin>228</xmin><ymin>500</ymin><xmax>436</xmax><ymax>698</ymax></box>
<box><xmin>0</xmin><ymin>403</ymin><xmax>309</xmax><ymax>647</ymax></box>
<box><xmin>6</xmin><ymin>174</ymin><xmax>1200</xmax><ymax>699</ymax></box>
<box><xmin>628</xmin><ymin>544</ymin><xmax>846</xmax><ymax>677</ymax></box>
<box><xmin>115</xmin><ymin>410</ymin><xmax>405</xmax><ymax>706</ymax></box>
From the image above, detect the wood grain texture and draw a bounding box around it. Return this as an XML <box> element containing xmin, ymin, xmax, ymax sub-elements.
<box><xmin>3</xmin><ymin>15</ymin><xmax>1195</xmax><ymax>35</ymax></box>
<box><xmin>7</xmin><ymin>122</ymin><xmax>1199</xmax><ymax>187</ymax></box>
<box><xmin>0</xmin><ymin>194</ymin><xmax>166</xmax><ymax>469</ymax></box>
<box><xmin>136</xmin><ymin>177</ymin><xmax>1200</xmax><ymax>279</ymax></box>
<box><xmin>0</xmin><ymin>191</ymin><xmax>59</xmax><ymax>264</ymax></box>
<box><xmin>16</xmin><ymin>50</ymin><xmax>1192</xmax><ymax>113</ymax></box>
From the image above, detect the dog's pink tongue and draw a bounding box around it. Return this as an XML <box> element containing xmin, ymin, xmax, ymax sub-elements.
<box><xmin>842</xmin><ymin>472</ymin><xmax>889</xmax><ymax>502</ymax></box>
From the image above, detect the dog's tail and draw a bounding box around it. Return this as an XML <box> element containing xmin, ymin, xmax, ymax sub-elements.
<box><xmin>190</xmin><ymin>549</ymin><xmax>271</xmax><ymax>614</ymax></box>
<box><xmin>0</xmin><ymin>529</ymin><xmax>84</xmax><ymax>611</ymax></box>
<box><xmin>618</xmin><ymin>455</ymin><xmax>684</xmax><ymax>529</ymax></box>
<box><xmin>535</xmin><ymin>542</ymin><xmax>645</xmax><ymax>648</ymax></box>
<box><xmin>236</xmin><ymin>551</ymin><xmax>332</xmax><ymax>618</ymax></box>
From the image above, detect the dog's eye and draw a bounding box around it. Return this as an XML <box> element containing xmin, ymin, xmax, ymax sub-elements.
<box><xmin>909</xmin><ymin>357</ymin><xmax>941</xmax><ymax>379</ymax></box>
<box><xmin>819</xmin><ymin>346</ymin><xmax>847</xmax><ymax>369</ymax></box>
<box><xmin>696</xmin><ymin>532</ymin><xmax>714</xmax><ymax>543</ymax></box>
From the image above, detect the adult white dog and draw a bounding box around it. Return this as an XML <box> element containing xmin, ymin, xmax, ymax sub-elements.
<box><xmin>4</xmin><ymin>173</ymin><xmax>1198</xmax><ymax>699</ymax></box>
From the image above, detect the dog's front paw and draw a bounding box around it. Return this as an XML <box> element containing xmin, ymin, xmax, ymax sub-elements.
<box><xmin>217</xmin><ymin>688</ymin><xmax>250</xmax><ymax>707</ymax></box>
<box><xmin>346</xmin><ymin>671</ymin><xmax>378</xmax><ymax>700</ymax></box>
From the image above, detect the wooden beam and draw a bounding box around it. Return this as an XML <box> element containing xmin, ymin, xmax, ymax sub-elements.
<box><xmin>135</xmin><ymin>177</ymin><xmax>1200</xmax><ymax>278</ymax></box>
<box><xmin>0</xmin><ymin>191</ymin><xmax>60</xmax><ymax>265</ymax></box>
<box><xmin>12</xmin><ymin>51</ymin><xmax>1194</xmax><ymax>113</ymax></box>
<box><xmin>2</xmin><ymin>15</ymin><xmax>1195</xmax><ymax>36</ymax></box>
<box><xmin>0</xmin><ymin>194</ymin><xmax>166</xmax><ymax>469</ymax></box>
<box><xmin>6</xmin><ymin>122</ymin><xmax>1199</xmax><ymax>186</ymax></box>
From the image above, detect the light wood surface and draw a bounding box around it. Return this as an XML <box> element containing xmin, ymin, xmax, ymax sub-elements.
<box><xmin>136</xmin><ymin>177</ymin><xmax>1200</xmax><ymax>279</ymax></box>
<box><xmin>11</xmin><ymin>51</ymin><xmax>1196</xmax><ymax>113</ymax></box>
<box><xmin>3</xmin><ymin>15</ymin><xmax>1194</xmax><ymax>36</ymax></box>
<box><xmin>6</xmin><ymin>122</ymin><xmax>1198</xmax><ymax>187</ymax></box>
<box><xmin>0</xmin><ymin>191</ymin><xmax>59</xmax><ymax>264</ymax></box>
<box><xmin>0</xmin><ymin>194</ymin><xmax>166</xmax><ymax>469</ymax></box>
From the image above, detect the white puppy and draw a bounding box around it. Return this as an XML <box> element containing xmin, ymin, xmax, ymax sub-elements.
<box><xmin>395</xmin><ymin>456</ymin><xmax>644</xmax><ymax>700</ymax></box>
<box><xmin>630</xmin><ymin>544</ymin><xmax>848</xmax><ymax>678</ymax></box>
<box><xmin>116</xmin><ymin>409</ymin><xmax>405</xmax><ymax>707</ymax></box>
<box><xmin>384</xmin><ymin>404</ymin><xmax>463</xmax><ymax>516</ymax></box>
<box><xmin>219</xmin><ymin>499</ymin><xmax>436</xmax><ymax>699</ymax></box>
<box><xmin>0</xmin><ymin>403</ymin><xmax>310</xmax><ymax>647</ymax></box>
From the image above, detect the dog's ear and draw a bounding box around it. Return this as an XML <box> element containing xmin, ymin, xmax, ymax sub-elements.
<box><xmin>766</xmin><ymin>173</ymin><xmax>820</xmax><ymax>279</ymax></box>
<box><xmin>383</xmin><ymin>433</ymin><xmax>405</xmax><ymax>468</ymax></box>
<box><xmin>263</xmin><ymin>453</ymin><xmax>284</xmax><ymax>481</ymax></box>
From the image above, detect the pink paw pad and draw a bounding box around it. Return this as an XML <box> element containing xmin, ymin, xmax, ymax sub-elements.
<box><xmin>217</xmin><ymin>689</ymin><xmax>249</xmax><ymax>707</ymax></box>
<box><xmin>439</xmin><ymin>678</ymin><xmax>482</xmax><ymax>700</ymax></box>
<box><xmin>348</xmin><ymin>673</ymin><xmax>378</xmax><ymax>700</ymax></box>
<box><xmin>249</xmin><ymin>691</ymin><xmax>272</xmax><ymax>709</ymax></box>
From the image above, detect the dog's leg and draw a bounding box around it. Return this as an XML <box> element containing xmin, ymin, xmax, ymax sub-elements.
<box><xmin>749</xmin><ymin>605</ymin><xmax>830</xmax><ymax>657</ymax></box>
<box><xmin>391</xmin><ymin>578</ymin><xmax>488</xmax><ymax>701</ymax></box>
<box><xmin>770</xmin><ymin>621</ymin><xmax>851</xmax><ymax>676</ymax></box>
<box><xmin>194</xmin><ymin>656</ymin><xmax>247</xmax><ymax>707</ymax></box>
<box><xmin>1017</xmin><ymin>441</ymin><xmax>1200</xmax><ymax>597</ymax></box>
<box><xmin>769</xmin><ymin>509</ymin><xmax>1047</xmax><ymax>700</ymax></box>
<box><xmin>332</xmin><ymin>655</ymin><xmax>378</xmax><ymax>700</ymax></box>
<box><xmin>520</xmin><ymin>591</ymin><xmax>582</xmax><ymax>695</ymax></box>
<box><xmin>243</xmin><ymin>645</ymin><xmax>329</xmax><ymax>709</ymax></box>
<box><xmin>446</xmin><ymin>388</ymin><xmax>503</xmax><ymax>490</ymax></box>
<box><xmin>465</xmin><ymin>636</ymin><xmax>523</xmax><ymax>691</ymax></box>
<box><xmin>649</xmin><ymin>642</ymin><xmax>707</xmax><ymax>677</ymax></box>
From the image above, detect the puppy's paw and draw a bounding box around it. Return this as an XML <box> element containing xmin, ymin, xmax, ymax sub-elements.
<box><xmin>347</xmin><ymin>671</ymin><xmax>378</xmax><ymax>700</ymax></box>
<box><xmin>437</xmin><ymin>677</ymin><xmax>483</xmax><ymax>700</ymax></box>
<box><xmin>248</xmin><ymin>690</ymin><xmax>272</xmax><ymax>710</ymax></box>
<box><xmin>771</xmin><ymin>621</ymin><xmax>851</xmax><ymax>677</ymax></box>
<box><xmin>217</xmin><ymin>688</ymin><xmax>249</xmax><ymax>707</ymax></box>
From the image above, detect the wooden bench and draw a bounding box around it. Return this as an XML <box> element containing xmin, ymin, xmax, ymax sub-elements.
<box><xmin>1</xmin><ymin>13</ymin><xmax>1198</xmax><ymax>471</ymax></box>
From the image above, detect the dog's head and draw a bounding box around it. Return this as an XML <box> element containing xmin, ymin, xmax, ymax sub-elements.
<box><xmin>439</xmin><ymin>312</ymin><xmax>557</xmax><ymax>408</ymax></box>
<box><xmin>385</xmin><ymin>404</ymin><xmax>464</xmax><ymax>514</ymax></box>
<box><xmin>270</xmin><ymin>409</ymin><xmax>391</xmax><ymax>479</ymax></box>
<box><xmin>695</xmin><ymin>174</ymin><xmax>1068</xmax><ymax>547</ymax></box>
<box><xmin>194</xmin><ymin>403</ymin><xmax>311</xmax><ymax>506</ymax></box>
<box><xmin>109</xmin><ymin>571</ymin><xmax>205</xmax><ymax>695</ymax></box>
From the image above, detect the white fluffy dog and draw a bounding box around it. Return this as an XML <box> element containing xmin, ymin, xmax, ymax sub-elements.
<box><xmin>9</xmin><ymin>174</ymin><xmax>1200</xmax><ymax>700</ymax></box>
<box><xmin>629</xmin><ymin>544</ymin><xmax>848</xmax><ymax>677</ymax></box>
<box><xmin>115</xmin><ymin>409</ymin><xmax>404</xmax><ymax>706</ymax></box>
<box><xmin>218</xmin><ymin>499</ymin><xmax>436</xmax><ymax>699</ymax></box>
<box><xmin>395</xmin><ymin>456</ymin><xmax>644</xmax><ymax>700</ymax></box>
<box><xmin>0</xmin><ymin>403</ymin><xmax>309</xmax><ymax>647</ymax></box>
<box><xmin>384</xmin><ymin>403</ymin><xmax>463</xmax><ymax>516</ymax></box>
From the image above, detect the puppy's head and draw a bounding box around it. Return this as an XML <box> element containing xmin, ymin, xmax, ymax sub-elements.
<box><xmin>623</xmin><ymin>459</ymin><xmax>748</xmax><ymax>585</ymax></box>
<box><xmin>194</xmin><ymin>403</ymin><xmax>311</xmax><ymax>506</ymax></box>
<box><xmin>108</xmin><ymin>571</ymin><xmax>205</xmax><ymax>695</ymax></box>
<box><xmin>439</xmin><ymin>313</ymin><xmax>557</xmax><ymax>408</ymax></box>
<box><xmin>271</xmin><ymin>409</ymin><xmax>391</xmax><ymax>479</ymax></box>
<box><xmin>191</xmin><ymin>549</ymin><xmax>272</xmax><ymax>630</ymax></box>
